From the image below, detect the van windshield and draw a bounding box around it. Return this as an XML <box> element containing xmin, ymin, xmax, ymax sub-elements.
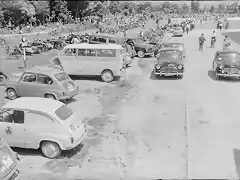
<box><xmin>55</xmin><ymin>105</ymin><xmax>73</xmax><ymax>121</ymax></box>
<box><xmin>54</xmin><ymin>72</ymin><xmax>69</xmax><ymax>81</ymax></box>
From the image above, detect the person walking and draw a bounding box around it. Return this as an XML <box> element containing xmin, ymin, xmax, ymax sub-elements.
<box><xmin>210</xmin><ymin>30</ymin><xmax>217</xmax><ymax>48</ymax></box>
<box><xmin>198</xmin><ymin>33</ymin><xmax>206</xmax><ymax>51</ymax></box>
<box><xmin>223</xmin><ymin>36</ymin><xmax>231</xmax><ymax>50</ymax></box>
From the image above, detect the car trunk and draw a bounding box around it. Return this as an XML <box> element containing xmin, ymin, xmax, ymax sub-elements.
<box><xmin>55</xmin><ymin>73</ymin><xmax>77</xmax><ymax>96</ymax></box>
<box><xmin>0</xmin><ymin>139</ymin><xmax>17</xmax><ymax>180</ymax></box>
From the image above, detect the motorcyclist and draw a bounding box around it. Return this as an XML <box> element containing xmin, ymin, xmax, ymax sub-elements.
<box><xmin>210</xmin><ymin>30</ymin><xmax>216</xmax><ymax>48</ymax></box>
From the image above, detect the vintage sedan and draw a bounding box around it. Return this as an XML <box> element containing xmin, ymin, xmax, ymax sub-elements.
<box><xmin>212</xmin><ymin>50</ymin><xmax>240</xmax><ymax>80</ymax></box>
<box><xmin>127</xmin><ymin>37</ymin><xmax>155</xmax><ymax>58</ymax></box>
<box><xmin>0</xmin><ymin>138</ymin><xmax>20</xmax><ymax>180</ymax></box>
<box><xmin>5</xmin><ymin>65</ymin><xmax>78</xmax><ymax>101</ymax></box>
<box><xmin>154</xmin><ymin>48</ymin><xmax>184</xmax><ymax>78</ymax></box>
<box><xmin>173</xmin><ymin>26</ymin><xmax>183</xmax><ymax>37</ymax></box>
<box><xmin>0</xmin><ymin>97</ymin><xmax>87</xmax><ymax>158</ymax></box>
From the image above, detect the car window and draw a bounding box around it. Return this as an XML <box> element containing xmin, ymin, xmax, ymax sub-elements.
<box><xmin>54</xmin><ymin>72</ymin><xmax>69</xmax><ymax>81</ymax></box>
<box><xmin>37</xmin><ymin>74</ymin><xmax>53</xmax><ymax>85</ymax></box>
<box><xmin>86</xmin><ymin>49</ymin><xmax>96</xmax><ymax>56</ymax></box>
<box><xmin>78</xmin><ymin>49</ymin><xmax>86</xmax><ymax>56</ymax></box>
<box><xmin>0</xmin><ymin>110</ymin><xmax>24</xmax><ymax>124</ymax></box>
<box><xmin>53</xmin><ymin>57</ymin><xmax>61</xmax><ymax>65</ymax></box>
<box><xmin>159</xmin><ymin>50</ymin><xmax>182</xmax><ymax>60</ymax></box>
<box><xmin>99</xmin><ymin>38</ymin><xmax>107</xmax><ymax>43</ymax></box>
<box><xmin>62</xmin><ymin>48</ymin><xmax>77</xmax><ymax>56</ymax></box>
<box><xmin>96</xmin><ymin>49</ymin><xmax>116</xmax><ymax>57</ymax></box>
<box><xmin>25</xmin><ymin>112</ymin><xmax>54</xmax><ymax>125</ymax></box>
<box><xmin>55</xmin><ymin>105</ymin><xmax>73</xmax><ymax>121</ymax></box>
<box><xmin>20</xmin><ymin>73</ymin><xmax>37</xmax><ymax>83</ymax></box>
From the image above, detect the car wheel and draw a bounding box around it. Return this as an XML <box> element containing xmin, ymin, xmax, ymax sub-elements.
<box><xmin>101</xmin><ymin>70</ymin><xmax>114</xmax><ymax>82</ymax></box>
<box><xmin>0</xmin><ymin>75</ymin><xmax>7</xmax><ymax>84</ymax></box>
<box><xmin>7</xmin><ymin>88</ymin><xmax>18</xmax><ymax>100</ymax></box>
<box><xmin>45</xmin><ymin>94</ymin><xmax>57</xmax><ymax>100</ymax></box>
<box><xmin>215</xmin><ymin>70</ymin><xmax>219</xmax><ymax>80</ymax></box>
<box><xmin>40</xmin><ymin>141</ymin><xmax>61</xmax><ymax>159</ymax></box>
<box><xmin>137</xmin><ymin>51</ymin><xmax>144</xmax><ymax>58</ymax></box>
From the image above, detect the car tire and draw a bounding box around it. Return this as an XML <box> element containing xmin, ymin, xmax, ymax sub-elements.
<box><xmin>40</xmin><ymin>141</ymin><xmax>62</xmax><ymax>159</ymax></box>
<box><xmin>137</xmin><ymin>51</ymin><xmax>144</xmax><ymax>58</ymax></box>
<box><xmin>0</xmin><ymin>74</ymin><xmax>7</xmax><ymax>84</ymax></box>
<box><xmin>45</xmin><ymin>94</ymin><xmax>57</xmax><ymax>100</ymax></box>
<box><xmin>7</xmin><ymin>88</ymin><xmax>18</xmax><ymax>100</ymax></box>
<box><xmin>101</xmin><ymin>70</ymin><xmax>114</xmax><ymax>82</ymax></box>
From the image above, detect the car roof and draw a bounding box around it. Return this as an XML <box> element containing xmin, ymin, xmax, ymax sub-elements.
<box><xmin>160</xmin><ymin>47</ymin><xmax>181</xmax><ymax>51</ymax></box>
<box><xmin>90</xmin><ymin>33</ymin><xmax>124</xmax><ymax>39</ymax></box>
<box><xmin>2</xmin><ymin>97</ymin><xmax>64</xmax><ymax>115</ymax></box>
<box><xmin>64</xmin><ymin>43</ymin><xmax>123</xmax><ymax>50</ymax></box>
<box><xmin>164</xmin><ymin>42</ymin><xmax>183</xmax><ymax>45</ymax></box>
<box><xmin>24</xmin><ymin>65</ymin><xmax>64</xmax><ymax>76</ymax></box>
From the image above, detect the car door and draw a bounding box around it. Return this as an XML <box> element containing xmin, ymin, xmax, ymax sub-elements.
<box><xmin>18</xmin><ymin>72</ymin><xmax>38</xmax><ymax>97</ymax></box>
<box><xmin>78</xmin><ymin>49</ymin><xmax>97</xmax><ymax>75</ymax></box>
<box><xmin>0</xmin><ymin>109</ymin><xmax>26</xmax><ymax>148</ymax></box>
<box><xmin>59</xmin><ymin>48</ymin><xmax>78</xmax><ymax>75</ymax></box>
<box><xmin>35</xmin><ymin>74</ymin><xmax>55</xmax><ymax>97</ymax></box>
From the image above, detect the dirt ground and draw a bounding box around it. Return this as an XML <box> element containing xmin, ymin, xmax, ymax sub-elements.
<box><xmin>1</xmin><ymin>20</ymin><xmax>240</xmax><ymax>179</ymax></box>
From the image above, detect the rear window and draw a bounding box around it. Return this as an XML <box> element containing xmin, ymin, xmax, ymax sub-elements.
<box><xmin>55</xmin><ymin>105</ymin><xmax>73</xmax><ymax>121</ymax></box>
<box><xmin>54</xmin><ymin>72</ymin><xmax>69</xmax><ymax>81</ymax></box>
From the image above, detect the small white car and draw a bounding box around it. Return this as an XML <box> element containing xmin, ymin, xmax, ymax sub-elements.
<box><xmin>0</xmin><ymin>97</ymin><xmax>87</xmax><ymax>158</ymax></box>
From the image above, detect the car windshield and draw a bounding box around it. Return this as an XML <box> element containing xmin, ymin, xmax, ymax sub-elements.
<box><xmin>55</xmin><ymin>105</ymin><xmax>73</xmax><ymax>121</ymax></box>
<box><xmin>163</xmin><ymin>44</ymin><xmax>181</xmax><ymax>48</ymax></box>
<box><xmin>217</xmin><ymin>52</ymin><xmax>240</xmax><ymax>62</ymax></box>
<box><xmin>54</xmin><ymin>72</ymin><xmax>69</xmax><ymax>81</ymax></box>
<box><xmin>158</xmin><ymin>50</ymin><xmax>182</xmax><ymax>60</ymax></box>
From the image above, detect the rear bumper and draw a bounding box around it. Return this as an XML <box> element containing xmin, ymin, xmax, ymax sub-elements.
<box><xmin>3</xmin><ymin>161</ymin><xmax>19</xmax><ymax>180</ymax></box>
<box><xmin>58</xmin><ymin>87</ymin><xmax>79</xmax><ymax>100</ymax></box>
<box><xmin>64</xmin><ymin>129</ymin><xmax>88</xmax><ymax>150</ymax></box>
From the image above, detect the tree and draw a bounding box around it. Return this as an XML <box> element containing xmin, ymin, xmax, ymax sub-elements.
<box><xmin>181</xmin><ymin>3</ymin><xmax>190</xmax><ymax>14</ymax></box>
<box><xmin>209</xmin><ymin>5</ymin><xmax>216</xmax><ymax>13</ymax></box>
<box><xmin>217</xmin><ymin>3</ymin><xmax>226</xmax><ymax>14</ymax></box>
<box><xmin>191</xmin><ymin>1</ymin><xmax>200</xmax><ymax>13</ymax></box>
<box><xmin>171</xmin><ymin>3</ymin><xmax>180</xmax><ymax>14</ymax></box>
<box><xmin>108</xmin><ymin>1</ymin><xmax>122</xmax><ymax>15</ymax></box>
<box><xmin>67</xmin><ymin>1</ymin><xmax>89</xmax><ymax>19</ymax></box>
<box><xmin>52</xmin><ymin>0</ymin><xmax>72</xmax><ymax>23</ymax></box>
<box><xmin>30</xmin><ymin>1</ymin><xmax>50</xmax><ymax>24</ymax></box>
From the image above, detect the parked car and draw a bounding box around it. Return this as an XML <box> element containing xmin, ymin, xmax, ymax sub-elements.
<box><xmin>154</xmin><ymin>47</ymin><xmax>185</xmax><ymax>78</ymax></box>
<box><xmin>212</xmin><ymin>50</ymin><xmax>240</xmax><ymax>80</ymax></box>
<box><xmin>51</xmin><ymin>43</ymin><xmax>125</xmax><ymax>82</ymax></box>
<box><xmin>154</xmin><ymin>42</ymin><xmax>186</xmax><ymax>58</ymax></box>
<box><xmin>5</xmin><ymin>65</ymin><xmax>78</xmax><ymax>100</ymax></box>
<box><xmin>0</xmin><ymin>97</ymin><xmax>87</xmax><ymax>158</ymax></box>
<box><xmin>173</xmin><ymin>26</ymin><xmax>183</xmax><ymax>37</ymax></box>
<box><xmin>127</xmin><ymin>37</ymin><xmax>155</xmax><ymax>58</ymax></box>
<box><xmin>89</xmin><ymin>33</ymin><xmax>125</xmax><ymax>45</ymax></box>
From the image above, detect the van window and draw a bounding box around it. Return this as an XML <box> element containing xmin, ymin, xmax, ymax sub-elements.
<box><xmin>55</xmin><ymin>105</ymin><xmax>73</xmax><ymax>121</ymax></box>
<box><xmin>86</xmin><ymin>49</ymin><xmax>96</xmax><ymax>56</ymax></box>
<box><xmin>1</xmin><ymin>110</ymin><xmax>25</xmax><ymax>124</ymax></box>
<box><xmin>109</xmin><ymin>39</ymin><xmax>116</xmax><ymax>44</ymax></box>
<box><xmin>62</xmin><ymin>48</ymin><xmax>77</xmax><ymax>56</ymax></box>
<box><xmin>78</xmin><ymin>49</ymin><xmax>86</xmax><ymax>56</ymax></box>
<box><xmin>97</xmin><ymin>49</ymin><xmax>116</xmax><ymax>57</ymax></box>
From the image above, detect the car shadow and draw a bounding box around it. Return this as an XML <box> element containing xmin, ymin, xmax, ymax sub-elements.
<box><xmin>69</xmin><ymin>75</ymin><xmax>102</xmax><ymax>82</ymax></box>
<box><xmin>150</xmin><ymin>70</ymin><xmax>182</xmax><ymax>80</ymax></box>
<box><xmin>12</xmin><ymin>143</ymin><xmax>85</xmax><ymax>159</ymax></box>
<box><xmin>208</xmin><ymin>70</ymin><xmax>240</xmax><ymax>83</ymax></box>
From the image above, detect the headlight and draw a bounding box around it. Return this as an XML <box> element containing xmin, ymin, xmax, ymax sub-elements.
<box><xmin>219</xmin><ymin>64</ymin><xmax>223</xmax><ymax>69</ymax></box>
<box><xmin>156</xmin><ymin>64</ymin><xmax>161</xmax><ymax>69</ymax></box>
<box><xmin>178</xmin><ymin>64</ymin><xmax>183</xmax><ymax>69</ymax></box>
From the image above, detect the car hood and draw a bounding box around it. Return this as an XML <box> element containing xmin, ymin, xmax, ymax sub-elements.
<box><xmin>218</xmin><ymin>60</ymin><xmax>240</xmax><ymax>68</ymax></box>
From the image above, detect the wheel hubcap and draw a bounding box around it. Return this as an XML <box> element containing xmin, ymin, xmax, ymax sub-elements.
<box><xmin>8</xmin><ymin>90</ymin><xmax>15</xmax><ymax>98</ymax></box>
<box><xmin>45</xmin><ymin>144</ymin><xmax>57</xmax><ymax>157</ymax></box>
<box><xmin>103</xmin><ymin>72</ymin><xmax>112</xmax><ymax>81</ymax></box>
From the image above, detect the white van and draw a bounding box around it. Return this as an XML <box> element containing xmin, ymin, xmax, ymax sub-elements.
<box><xmin>51</xmin><ymin>43</ymin><xmax>126</xmax><ymax>82</ymax></box>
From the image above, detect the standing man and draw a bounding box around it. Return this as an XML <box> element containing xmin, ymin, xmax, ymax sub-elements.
<box><xmin>210</xmin><ymin>30</ymin><xmax>217</xmax><ymax>48</ymax></box>
<box><xmin>198</xmin><ymin>33</ymin><xmax>206</xmax><ymax>51</ymax></box>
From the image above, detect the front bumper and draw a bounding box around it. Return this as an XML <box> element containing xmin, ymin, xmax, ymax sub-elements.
<box><xmin>2</xmin><ymin>161</ymin><xmax>19</xmax><ymax>180</ymax></box>
<box><xmin>217</xmin><ymin>73</ymin><xmax>240</xmax><ymax>78</ymax></box>
<box><xmin>64</xmin><ymin>129</ymin><xmax>88</xmax><ymax>150</ymax></box>
<box><xmin>154</xmin><ymin>69</ymin><xmax>183</xmax><ymax>76</ymax></box>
